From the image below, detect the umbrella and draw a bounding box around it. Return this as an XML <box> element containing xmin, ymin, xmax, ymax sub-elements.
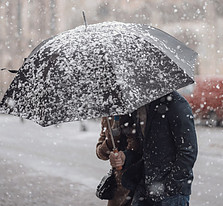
<box><xmin>0</xmin><ymin>21</ymin><xmax>197</xmax><ymax>127</ymax></box>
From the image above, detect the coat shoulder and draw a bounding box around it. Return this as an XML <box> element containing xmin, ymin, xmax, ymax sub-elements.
<box><xmin>150</xmin><ymin>91</ymin><xmax>193</xmax><ymax>116</ymax></box>
<box><xmin>166</xmin><ymin>91</ymin><xmax>191</xmax><ymax>109</ymax></box>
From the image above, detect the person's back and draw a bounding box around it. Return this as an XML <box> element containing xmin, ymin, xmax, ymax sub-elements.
<box><xmin>111</xmin><ymin>91</ymin><xmax>198</xmax><ymax>206</ymax></box>
<box><xmin>142</xmin><ymin>91</ymin><xmax>197</xmax><ymax>201</ymax></box>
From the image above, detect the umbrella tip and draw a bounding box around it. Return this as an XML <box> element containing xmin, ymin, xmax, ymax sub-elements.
<box><xmin>82</xmin><ymin>10</ymin><xmax>87</xmax><ymax>31</ymax></box>
<box><xmin>1</xmin><ymin>68</ymin><xmax>18</xmax><ymax>73</ymax></box>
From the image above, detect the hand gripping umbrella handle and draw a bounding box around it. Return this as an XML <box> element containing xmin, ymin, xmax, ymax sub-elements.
<box><xmin>106</xmin><ymin>117</ymin><xmax>122</xmax><ymax>171</ymax></box>
<box><xmin>113</xmin><ymin>148</ymin><xmax>122</xmax><ymax>171</ymax></box>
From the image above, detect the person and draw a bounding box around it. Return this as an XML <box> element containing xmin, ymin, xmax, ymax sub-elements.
<box><xmin>96</xmin><ymin>115</ymin><xmax>140</xmax><ymax>206</ymax></box>
<box><xmin>109</xmin><ymin>91</ymin><xmax>198</xmax><ymax>206</ymax></box>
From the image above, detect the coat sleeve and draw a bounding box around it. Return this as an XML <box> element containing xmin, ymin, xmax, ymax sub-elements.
<box><xmin>165</xmin><ymin>97</ymin><xmax>198</xmax><ymax>192</ymax></box>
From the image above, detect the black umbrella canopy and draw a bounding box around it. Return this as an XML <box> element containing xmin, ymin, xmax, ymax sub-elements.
<box><xmin>0</xmin><ymin>21</ymin><xmax>197</xmax><ymax>126</ymax></box>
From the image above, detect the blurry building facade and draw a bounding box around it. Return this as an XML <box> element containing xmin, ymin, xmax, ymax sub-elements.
<box><xmin>0</xmin><ymin>0</ymin><xmax>223</xmax><ymax>99</ymax></box>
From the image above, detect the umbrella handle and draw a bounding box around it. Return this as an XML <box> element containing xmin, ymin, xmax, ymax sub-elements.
<box><xmin>106</xmin><ymin>117</ymin><xmax>122</xmax><ymax>171</ymax></box>
<box><xmin>113</xmin><ymin>148</ymin><xmax>122</xmax><ymax>171</ymax></box>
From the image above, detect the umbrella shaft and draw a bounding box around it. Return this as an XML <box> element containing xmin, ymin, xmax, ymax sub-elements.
<box><xmin>106</xmin><ymin>117</ymin><xmax>116</xmax><ymax>150</ymax></box>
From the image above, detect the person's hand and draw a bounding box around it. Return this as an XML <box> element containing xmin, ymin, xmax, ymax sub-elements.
<box><xmin>109</xmin><ymin>151</ymin><xmax>126</xmax><ymax>169</ymax></box>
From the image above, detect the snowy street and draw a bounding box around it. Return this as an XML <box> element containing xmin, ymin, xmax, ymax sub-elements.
<box><xmin>0</xmin><ymin>115</ymin><xmax>223</xmax><ymax>206</ymax></box>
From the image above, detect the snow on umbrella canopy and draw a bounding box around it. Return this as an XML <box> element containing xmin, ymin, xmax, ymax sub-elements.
<box><xmin>0</xmin><ymin>21</ymin><xmax>197</xmax><ymax>127</ymax></box>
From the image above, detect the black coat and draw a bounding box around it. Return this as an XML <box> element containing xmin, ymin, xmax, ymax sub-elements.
<box><xmin>122</xmin><ymin>91</ymin><xmax>198</xmax><ymax>202</ymax></box>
